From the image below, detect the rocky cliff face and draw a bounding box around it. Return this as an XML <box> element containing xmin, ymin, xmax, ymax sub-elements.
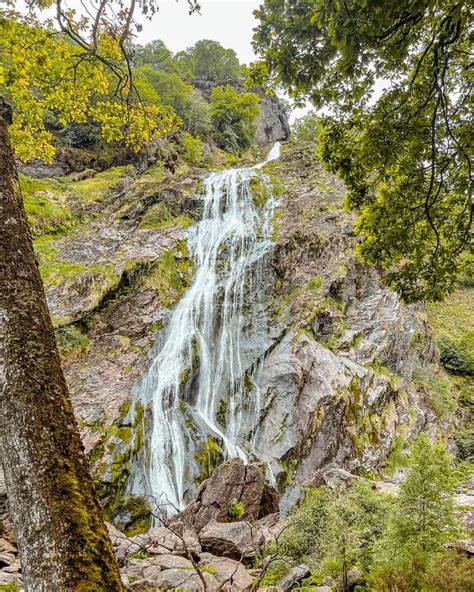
<box><xmin>251</xmin><ymin>145</ymin><xmax>454</xmax><ymax>508</ymax></box>
<box><xmin>0</xmin><ymin>139</ymin><xmax>461</xmax><ymax>538</ymax></box>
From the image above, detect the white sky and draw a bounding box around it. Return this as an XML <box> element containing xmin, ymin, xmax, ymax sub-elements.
<box><xmin>137</xmin><ymin>0</ymin><xmax>261</xmax><ymax>65</ymax></box>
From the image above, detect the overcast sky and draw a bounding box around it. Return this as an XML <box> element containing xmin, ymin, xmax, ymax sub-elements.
<box><xmin>137</xmin><ymin>0</ymin><xmax>261</xmax><ymax>64</ymax></box>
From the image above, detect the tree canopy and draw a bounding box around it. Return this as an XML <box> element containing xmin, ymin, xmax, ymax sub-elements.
<box><xmin>177</xmin><ymin>39</ymin><xmax>243</xmax><ymax>84</ymax></box>
<box><xmin>0</xmin><ymin>14</ymin><xmax>179</xmax><ymax>162</ymax></box>
<box><xmin>253</xmin><ymin>0</ymin><xmax>473</xmax><ymax>301</ymax></box>
<box><xmin>210</xmin><ymin>84</ymin><xmax>261</xmax><ymax>153</ymax></box>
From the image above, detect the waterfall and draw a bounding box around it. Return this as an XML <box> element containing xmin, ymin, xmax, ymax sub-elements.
<box><xmin>129</xmin><ymin>144</ymin><xmax>280</xmax><ymax>517</ymax></box>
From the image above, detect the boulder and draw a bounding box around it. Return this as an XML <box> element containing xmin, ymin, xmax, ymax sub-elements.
<box><xmin>143</xmin><ymin>567</ymin><xmax>219</xmax><ymax>591</ymax></box>
<box><xmin>121</xmin><ymin>558</ymin><xmax>151</xmax><ymax>583</ymax></box>
<box><xmin>140</xmin><ymin>565</ymin><xmax>162</xmax><ymax>582</ymax></box>
<box><xmin>199</xmin><ymin>519</ymin><xmax>264</xmax><ymax>560</ymax></box>
<box><xmin>127</xmin><ymin>579</ymin><xmax>162</xmax><ymax>592</ymax></box>
<box><xmin>175</xmin><ymin>458</ymin><xmax>279</xmax><ymax>533</ymax></box>
<box><xmin>445</xmin><ymin>539</ymin><xmax>474</xmax><ymax>557</ymax></box>
<box><xmin>199</xmin><ymin>552</ymin><xmax>253</xmax><ymax>591</ymax></box>
<box><xmin>149</xmin><ymin>554</ymin><xmax>194</xmax><ymax>570</ymax></box>
<box><xmin>336</xmin><ymin>568</ymin><xmax>363</xmax><ymax>591</ymax></box>
<box><xmin>0</xmin><ymin>539</ymin><xmax>16</xmax><ymax>554</ymax></box>
<box><xmin>106</xmin><ymin>521</ymin><xmax>127</xmax><ymax>548</ymax></box>
<box><xmin>128</xmin><ymin>525</ymin><xmax>201</xmax><ymax>557</ymax></box>
<box><xmin>257</xmin><ymin>513</ymin><xmax>283</xmax><ymax>546</ymax></box>
<box><xmin>277</xmin><ymin>564</ymin><xmax>311</xmax><ymax>591</ymax></box>
<box><xmin>0</xmin><ymin>553</ymin><xmax>15</xmax><ymax>567</ymax></box>
<box><xmin>0</xmin><ymin>570</ymin><xmax>22</xmax><ymax>585</ymax></box>
<box><xmin>3</xmin><ymin>563</ymin><xmax>20</xmax><ymax>573</ymax></box>
<box><xmin>260</xmin><ymin>483</ymin><xmax>281</xmax><ymax>517</ymax></box>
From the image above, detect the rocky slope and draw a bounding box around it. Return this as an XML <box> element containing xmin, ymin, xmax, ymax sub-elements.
<box><xmin>0</xmin><ymin>134</ymin><xmax>471</xmax><ymax>589</ymax></box>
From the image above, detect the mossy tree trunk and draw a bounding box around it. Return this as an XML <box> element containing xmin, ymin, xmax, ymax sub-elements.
<box><xmin>0</xmin><ymin>99</ymin><xmax>123</xmax><ymax>590</ymax></box>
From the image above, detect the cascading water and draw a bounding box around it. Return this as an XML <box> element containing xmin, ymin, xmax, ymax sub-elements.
<box><xmin>129</xmin><ymin>144</ymin><xmax>280</xmax><ymax>517</ymax></box>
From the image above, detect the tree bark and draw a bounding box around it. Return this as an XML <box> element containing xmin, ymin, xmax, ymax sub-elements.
<box><xmin>0</xmin><ymin>99</ymin><xmax>123</xmax><ymax>590</ymax></box>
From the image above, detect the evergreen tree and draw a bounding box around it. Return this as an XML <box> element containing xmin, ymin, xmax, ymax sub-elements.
<box><xmin>371</xmin><ymin>435</ymin><xmax>460</xmax><ymax>589</ymax></box>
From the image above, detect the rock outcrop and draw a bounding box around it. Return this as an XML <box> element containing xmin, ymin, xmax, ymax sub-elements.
<box><xmin>248</xmin><ymin>143</ymin><xmax>455</xmax><ymax>505</ymax></box>
<box><xmin>2</xmin><ymin>136</ymin><xmax>460</xmax><ymax>544</ymax></box>
<box><xmin>174</xmin><ymin>459</ymin><xmax>279</xmax><ymax>533</ymax></box>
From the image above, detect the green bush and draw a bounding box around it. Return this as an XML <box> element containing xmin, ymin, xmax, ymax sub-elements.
<box><xmin>227</xmin><ymin>501</ymin><xmax>245</xmax><ymax>520</ymax></box>
<box><xmin>182</xmin><ymin>132</ymin><xmax>204</xmax><ymax>165</ymax></box>
<box><xmin>439</xmin><ymin>333</ymin><xmax>474</xmax><ymax>376</ymax></box>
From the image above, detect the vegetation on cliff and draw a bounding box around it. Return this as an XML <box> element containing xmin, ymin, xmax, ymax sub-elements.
<box><xmin>254</xmin><ymin>0</ymin><xmax>472</xmax><ymax>302</ymax></box>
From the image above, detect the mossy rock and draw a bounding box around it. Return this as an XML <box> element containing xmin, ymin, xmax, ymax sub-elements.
<box><xmin>249</xmin><ymin>175</ymin><xmax>270</xmax><ymax>208</ymax></box>
<box><xmin>56</xmin><ymin>324</ymin><xmax>91</xmax><ymax>360</ymax></box>
<box><xmin>110</xmin><ymin>495</ymin><xmax>152</xmax><ymax>536</ymax></box>
<box><xmin>139</xmin><ymin>202</ymin><xmax>193</xmax><ymax>230</ymax></box>
<box><xmin>194</xmin><ymin>436</ymin><xmax>224</xmax><ymax>485</ymax></box>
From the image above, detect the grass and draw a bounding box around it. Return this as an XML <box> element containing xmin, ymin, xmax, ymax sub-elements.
<box><xmin>32</xmin><ymin>235</ymin><xmax>90</xmax><ymax>286</ymax></box>
<box><xmin>65</xmin><ymin>166</ymin><xmax>132</xmax><ymax>204</ymax></box>
<box><xmin>428</xmin><ymin>288</ymin><xmax>474</xmax><ymax>341</ymax></box>
<box><xmin>56</xmin><ymin>325</ymin><xmax>91</xmax><ymax>360</ymax></box>
<box><xmin>139</xmin><ymin>202</ymin><xmax>193</xmax><ymax>230</ymax></box>
<box><xmin>20</xmin><ymin>166</ymin><xmax>132</xmax><ymax>240</ymax></box>
<box><xmin>129</xmin><ymin>163</ymin><xmax>164</xmax><ymax>195</ymax></box>
<box><xmin>20</xmin><ymin>174</ymin><xmax>76</xmax><ymax>236</ymax></box>
<box><xmin>428</xmin><ymin>288</ymin><xmax>474</xmax><ymax>375</ymax></box>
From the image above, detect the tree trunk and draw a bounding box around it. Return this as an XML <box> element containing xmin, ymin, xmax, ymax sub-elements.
<box><xmin>0</xmin><ymin>99</ymin><xmax>123</xmax><ymax>590</ymax></box>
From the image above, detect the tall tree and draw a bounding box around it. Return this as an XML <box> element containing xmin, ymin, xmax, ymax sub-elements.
<box><xmin>253</xmin><ymin>0</ymin><xmax>473</xmax><ymax>301</ymax></box>
<box><xmin>0</xmin><ymin>1</ymin><xmax>195</xmax><ymax>588</ymax></box>
<box><xmin>0</xmin><ymin>98</ymin><xmax>123</xmax><ymax>591</ymax></box>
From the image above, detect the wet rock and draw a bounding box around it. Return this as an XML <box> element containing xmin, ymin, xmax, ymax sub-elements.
<box><xmin>199</xmin><ymin>519</ymin><xmax>264</xmax><ymax>560</ymax></box>
<box><xmin>175</xmin><ymin>458</ymin><xmax>279</xmax><ymax>533</ymax></box>
<box><xmin>277</xmin><ymin>564</ymin><xmax>311</xmax><ymax>591</ymax></box>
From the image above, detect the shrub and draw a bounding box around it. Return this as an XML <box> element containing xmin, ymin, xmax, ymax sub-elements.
<box><xmin>182</xmin><ymin>132</ymin><xmax>204</xmax><ymax>165</ymax></box>
<box><xmin>423</xmin><ymin>551</ymin><xmax>474</xmax><ymax>591</ymax></box>
<box><xmin>439</xmin><ymin>334</ymin><xmax>474</xmax><ymax>376</ymax></box>
<box><xmin>227</xmin><ymin>501</ymin><xmax>245</xmax><ymax>520</ymax></box>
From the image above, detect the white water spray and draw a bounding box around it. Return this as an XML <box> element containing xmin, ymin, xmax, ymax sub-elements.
<box><xmin>130</xmin><ymin>144</ymin><xmax>280</xmax><ymax>516</ymax></box>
